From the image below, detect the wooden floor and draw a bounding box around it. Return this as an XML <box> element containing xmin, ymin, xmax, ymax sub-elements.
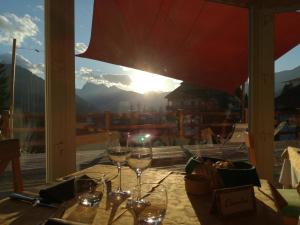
<box><xmin>1</xmin><ymin>141</ymin><xmax>299</xmax><ymax>198</ymax></box>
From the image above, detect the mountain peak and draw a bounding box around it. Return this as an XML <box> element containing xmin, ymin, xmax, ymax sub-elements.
<box><xmin>81</xmin><ymin>81</ymin><xmax>121</xmax><ymax>92</ymax></box>
<box><xmin>275</xmin><ymin>64</ymin><xmax>300</xmax><ymax>96</ymax></box>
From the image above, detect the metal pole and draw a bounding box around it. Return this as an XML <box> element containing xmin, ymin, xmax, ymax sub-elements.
<box><xmin>248</xmin><ymin>5</ymin><xmax>254</xmax><ymax>132</ymax></box>
<box><xmin>241</xmin><ymin>82</ymin><xmax>246</xmax><ymax>123</ymax></box>
<box><xmin>9</xmin><ymin>38</ymin><xmax>17</xmax><ymax>138</ymax></box>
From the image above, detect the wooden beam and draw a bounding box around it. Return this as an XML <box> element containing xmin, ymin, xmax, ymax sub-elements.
<box><xmin>45</xmin><ymin>0</ymin><xmax>76</xmax><ymax>182</ymax></box>
<box><xmin>205</xmin><ymin>0</ymin><xmax>249</xmax><ymax>8</ymax></box>
<box><xmin>248</xmin><ymin>5</ymin><xmax>274</xmax><ymax>180</ymax></box>
<box><xmin>206</xmin><ymin>0</ymin><xmax>300</xmax><ymax>12</ymax></box>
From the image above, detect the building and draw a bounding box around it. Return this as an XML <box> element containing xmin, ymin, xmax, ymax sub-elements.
<box><xmin>165</xmin><ymin>82</ymin><xmax>240</xmax><ymax>113</ymax></box>
<box><xmin>165</xmin><ymin>82</ymin><xmax>241</xmax><ymax>143</ymax></box>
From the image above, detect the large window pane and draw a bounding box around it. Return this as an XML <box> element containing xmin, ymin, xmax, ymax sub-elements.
<box><xmin>0</xmin><ymin>1</ymin><xmax>45</xmax><ymax>196</ymax></box>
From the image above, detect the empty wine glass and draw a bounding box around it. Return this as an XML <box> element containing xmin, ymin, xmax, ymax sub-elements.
<box><xmin>127</xmin><ymin>132</ymin><xmax>152</xmax><ymax>188</ymax></box>
<box><xmin>106</xmin><ymin>132</ymin><xmax>131</xmax><ymax>201</ymax></box>
<box><xmin>74</xmin><ymin>176</ymin><xmax>104</xmax><ymax>208</ymax></box>
<box><xmin>126</xmin><ymin>183</ymin><xmax>167</xmax><ymax>225</ymax></box>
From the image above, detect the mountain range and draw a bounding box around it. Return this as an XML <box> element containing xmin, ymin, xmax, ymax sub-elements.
<box><xmin>0</xmin><ymin>64</ymin><xmax>100</xmax><ymax>114</ymax></box>
<box><xmin>0</xmin><ymin>64</ymin><xmax>168</xmax><ymax>114</ymax></box>
<box><xmin>1</xmin><ymin>52</ymin><xmax>300</xmax><ymax>114</ymax></box>
<box><xmin>76</xmin><ymin>82</ymin><xmax>168</xmax><ymax>112</ymax></box>
<box><xmin>275</xmin><ymin>65</ymin><xmax>300</xmax><ymax>96</ymax></box>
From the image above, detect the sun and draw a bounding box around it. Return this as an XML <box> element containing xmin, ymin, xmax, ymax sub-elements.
<box><xmin>128</xmin><ymin>70</ymin><xmax>179</xmax><ymax>94</ymax></box>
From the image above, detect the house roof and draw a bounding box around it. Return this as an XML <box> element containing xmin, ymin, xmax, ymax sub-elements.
<box><xmin>165</xmin><ymin>82</ymin><xmax>224</xmax><ymax>100</ymax></box>
<box><xmin>165</xmin><ymin>82</ymin><xmax>238</xmax><ymax>110</ymax></box>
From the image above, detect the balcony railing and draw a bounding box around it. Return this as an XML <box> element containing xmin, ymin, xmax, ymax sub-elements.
<box><xmin>11</xmin><ymin>109</ymin><xmax>300</xmax><ymax>152</ymax></box>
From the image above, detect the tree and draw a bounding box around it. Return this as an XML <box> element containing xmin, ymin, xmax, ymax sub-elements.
<box><xmin>0</xmin><ymin>63</ymin><xmax>10</xmax><ymax>112</ymax></box>
<box><xmin>0</xmin><ymin>63</ymin><xmax>10</xmax><ymax>137</ymax></box>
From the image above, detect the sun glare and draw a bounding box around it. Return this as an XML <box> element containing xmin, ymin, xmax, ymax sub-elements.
<box><xmin>128</xmin><ymin>70</ymin><xmax>180</xmax><ymax>94</ymax></box>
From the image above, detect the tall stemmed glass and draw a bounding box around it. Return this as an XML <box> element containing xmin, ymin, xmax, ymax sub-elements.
<box><xmin>127</xmin><ymin>132</ymin><xmax>152</xmax><ymax>189</ymax></box>
<box><xmin>106</xmin><ymin>132</ymin><xmax>131</xmax><ymax>200</ymax></box>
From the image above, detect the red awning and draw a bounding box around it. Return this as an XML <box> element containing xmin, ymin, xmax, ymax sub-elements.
<box><xmin>79</xmin><ymin>0</ymin><xmax>300</xmax><ymax>94</ymax></box>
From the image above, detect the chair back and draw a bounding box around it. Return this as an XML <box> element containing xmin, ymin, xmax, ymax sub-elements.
<box><xmin>200</xmin><ymin>127</ymin><xmax>214</xmax><ymax>144</ymax></box>
<box><xmin>227</xmin><ymin>123</ymin><xmax>248</xmax><ymax>143</ymax></box>
<box><xmin>245</xmin><ymin>132</ymin><xmax>256</xmax><ymax>166</ymax></box>
<box><xmin>0</xmin><ymin>139</ymin><xmax>23</xmax><ymax>192</ymax></box>
<box><xmin>274</xmin><ymin>121</ymin><xmax>287</xmax><ymax>136</ymax></box>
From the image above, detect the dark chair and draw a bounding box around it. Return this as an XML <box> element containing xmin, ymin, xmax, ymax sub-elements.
<box><xmin>245</xmin><ymin>132</ymin><xmax>256</xmax><ymax>166</ymax></box>
<box><xmin>0</xmin><ymin>139</ymin><xmax>23</xmax><ymax>192</ymax></box>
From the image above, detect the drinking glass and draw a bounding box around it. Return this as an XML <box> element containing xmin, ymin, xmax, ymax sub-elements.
<box><xmin>127</xmin><ymin>132</ymin><xmax>152</xmax><ymax>188</ymax></box>
<box><xmin>106</xmin><ymin>132</ymin><xmax>131</xmax><ymax>202</ymax></box>
<box><xmin>74</xmin><ymin>176</ymin><xmax>104</xmax><ymax>207</ymax></box>
<box><xmin>126</xmin><ymin>183</ymin><xmax>167</xmax><ymax>225</ymax></box>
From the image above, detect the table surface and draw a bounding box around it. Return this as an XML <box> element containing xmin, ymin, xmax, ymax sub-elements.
<box><xmin>0</xmin><ymin>165</ymin><xmax>283</xmax><ymax>225</ymax></box>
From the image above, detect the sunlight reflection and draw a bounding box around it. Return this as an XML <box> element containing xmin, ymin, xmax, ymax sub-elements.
<box><xmin>128</xmin><ymin>69</ymin><xmax>181</xmax><ymax>94</ymax></box>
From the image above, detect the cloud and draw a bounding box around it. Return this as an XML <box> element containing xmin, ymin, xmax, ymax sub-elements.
<box><xmin>102</xmin><ymin>74</ymin><xmax>131</xmax><ymax>85</ymax></box>
<box><xmin>0</xmin><ymin>13</ymin><xmax>39</xmax><ymax>46</ymax></box>
<box><xmin>32</xmin><ymin>16</ymin><xmax>41</xmax><ymax>23</ymax></box>
<box><xmin>76</xmin><ymin>66</ymin><xmax>131</xmax><ymax>90</ymax></box>
<box><xmin>15</xmin><ymin>54</ymin><xmax>44</xmax><ymax>77</ymax></box>
<box><xmin>36</xmin><ymin>5</ymin><xmax>44</xmax><ymax>11</ymax></box>
<box><xmin>31</xmin><ymin>37</ymin><xmax>42</xmax><ymax>46</ymax></box>
<box><xmin>28</xmin><ymin>62</ymin><xmax>44</xmax><ymax>77</ymax></box>
<box><xmin>79</xmin><ymin>66</ymin><xmax>93</xmax><ymax>74</ymax></box>
<box><xmin>0</xmin><ymin>53</ymin><xmax>44</xmax><ymax>78</ymax></box>
<box><xmin>75</xmin><ymin>42</ymin><xmax>88</xmax><ymax>54</ymax></box>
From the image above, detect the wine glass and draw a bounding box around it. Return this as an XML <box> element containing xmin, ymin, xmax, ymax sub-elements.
<box><xmin>126</xmin><ymin>183</ymin><xmax>167</xmax><ymax>225</ymax></box>
<box><xmin>127</xmin><ymin>132</ymin><xmax>152</xmax><ymax>188</ymax></box>
<box><xmin>106</xmin><ymin>132</ymin><xmax>131</xmax><ymax>202</ymax></box>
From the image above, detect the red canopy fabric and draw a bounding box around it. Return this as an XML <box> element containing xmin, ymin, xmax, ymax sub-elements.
<box><xmin>79</xmin><ymin>0</ymin><xmax>300</xmax><ymax>94</ymax></box>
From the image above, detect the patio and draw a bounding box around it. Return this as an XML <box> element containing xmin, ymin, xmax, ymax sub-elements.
<box><xmin>40</xmin><ymin>0</ymin><xmax>300</xmax><ymax>182</ymax></box>
<box><xmin>1</xmin><ymin>0</ymin><xmax>300</xmax><ymax>224</ymax></box>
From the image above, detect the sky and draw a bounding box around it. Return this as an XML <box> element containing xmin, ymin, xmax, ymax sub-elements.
<box><xmin>0</xmin><ymin>0</ymin><xmax>299</xmax><ymax>93</ymax></box>
<box><xmin>0</xmin><ymin>0</ymin><xmax>181</xmax><ymax>94</ymax></box>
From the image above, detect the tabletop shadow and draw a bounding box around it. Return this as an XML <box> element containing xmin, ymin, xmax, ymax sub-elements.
<box><xmin>0</xmin><ymin>198</ymin><xmax>58</xmax><ymax>225</ymax></box>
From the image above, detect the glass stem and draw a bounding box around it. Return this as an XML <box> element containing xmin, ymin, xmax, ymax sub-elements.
<box><xmin>137</xmin><ymin>171</ymin><xmax>142</xmax><ymax>186</ymax></box>
<box><xmin>136</xmin><ymin>170</ymin><xmax>142</xmax><ymax>199</ymax></box>
<box><xmin>117</xmin><ymin>163</ymin><xmax>122</xmax><ymax>191</ymax></box>
<box><xmin>133</xmin><ymin>215</ymin><xmax>138</xmax><ymax>225</ymax></box>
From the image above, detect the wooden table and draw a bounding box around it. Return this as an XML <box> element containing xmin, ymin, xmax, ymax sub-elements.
<box><xmin>0</xmin><ymin>165</ymin><xmax>283</xmax><ymax>225</ymax></box>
